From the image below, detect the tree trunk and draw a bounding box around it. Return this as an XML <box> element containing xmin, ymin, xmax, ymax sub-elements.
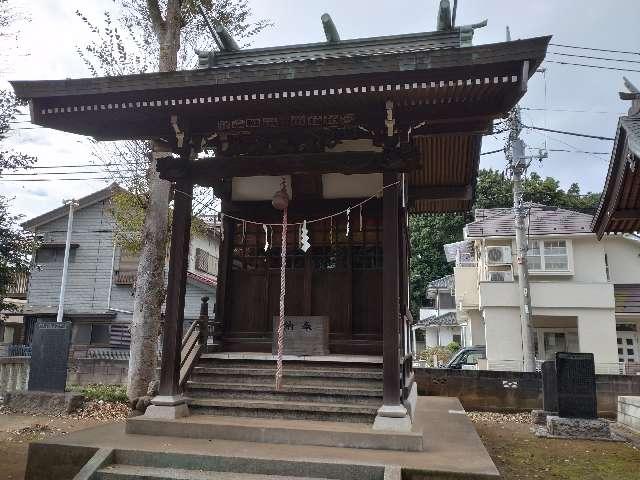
<box><xmin>126</xmin><ymin>1</ymin><xmax>181</xmax><ymax>400</ymax></box>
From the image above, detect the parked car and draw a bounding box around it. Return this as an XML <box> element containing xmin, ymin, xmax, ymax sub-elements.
<box><xmin>445</xmin><ymin>345</ymin><xmax>486</xmax><ymax>369</ymax></box>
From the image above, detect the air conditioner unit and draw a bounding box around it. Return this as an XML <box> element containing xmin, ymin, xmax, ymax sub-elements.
<box><xmin>486</xmin><ymin>246</ymin><xmax>512</xmax><ymax>265</ymax></box>
<box><xmin>488</xmin><ymin>270</ymin><xmax>514</xmax><ymax>282</ymax></box>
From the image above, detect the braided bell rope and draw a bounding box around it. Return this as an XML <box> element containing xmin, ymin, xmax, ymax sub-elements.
<box><xmin>275</xmin><ymin>207</ymin><xmax>288</xmax><ymax>390</ymax></box>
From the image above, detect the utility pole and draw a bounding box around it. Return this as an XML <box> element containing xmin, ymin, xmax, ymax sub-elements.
<box><xmin>505</xmin><ymin>107</ymin><xmax>546</xmax><ymax>372</ymax></box>
<box><xmin>56</xmin><ymin>199</ymin><xmax>78</xmax><ymax>323</ymax></box>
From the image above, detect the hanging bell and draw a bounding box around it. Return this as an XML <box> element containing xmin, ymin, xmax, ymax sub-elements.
<box><xmin>272</xmin><ymin>181</ymin><xmax>290</xmax><ymax>211</ymax></box>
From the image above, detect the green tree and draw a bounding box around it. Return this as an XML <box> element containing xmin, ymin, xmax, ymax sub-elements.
<box><xmin>76</xmin><ymin>0</ymin><xmax>270</xmax><ymax>401</ymax></box>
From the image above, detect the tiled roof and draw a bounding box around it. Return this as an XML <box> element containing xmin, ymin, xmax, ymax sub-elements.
<box><xmin>614</xmin><ymin>284</ymin><xmax>640</xmax><ymax>314</ymax></box>
<box><xmin>592</xmin><ymin>115</ymin><xmax>640</xmax><ymax>237</ymax></box>
<box><xmin>418</xmin><ymin>311</ymin><xmax>458</xmax><ymax>327</ymax></box>
<box><xmin>465</xmin><ymin>204</ymin><xmax>593</xmax><ymax>238</ymax></box>
<box><xmin>443</xmin><ymin>240</ymin><xmax>474</xmax><ymax>263</ymax></box>
<box><xmin>427</xmin><ymin>274</ymin><xmax>454</xmax><ymax>290</ymax></box>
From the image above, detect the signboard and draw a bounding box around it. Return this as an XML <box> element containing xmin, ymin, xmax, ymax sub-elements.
<box><xmin>272</xmin><ymin>316</ymin><xmax>329</xmax><ymax>356</ymax></box>
<box><xmin>555</xmin><ymin>352</ymin><xmax>597</xmax><ymax>419</ymax></box>
<box><xmin>27</xmin><ymin>321</ymin><xmax>72</xmax><ymax>392</ymax></box>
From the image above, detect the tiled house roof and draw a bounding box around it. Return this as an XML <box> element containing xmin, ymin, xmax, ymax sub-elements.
<box><xmin>465</xmin><ymin>204</ymin><xmax>593</xmax><ymax>238</ymax></box>
<box><xmin>427</xmin><ymin>274</ymin><xmax>454</xmax><ymax>290</ymax></box>
<box><xmin>417</xmin><ymin>311</ymin><xmax>458</xmax><ymax>327</ymax></box>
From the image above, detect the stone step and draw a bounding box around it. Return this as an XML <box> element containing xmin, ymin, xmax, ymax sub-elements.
<box><xmin>191</xmin><ymin>366</ymin><xmax>382</xmax><ymax>381</ymax></box>
<box><xmin>95</xmin><ymin>464</ymin><xmax>332</xmax><ymax>480</ymax></box>
<box><xmin>188</xmin><ymin>397</ymin><xmax>378</xmax><ymax>423</ymax></box>
<box><xmin>197</xmin><ymin>356</ymin><xmax>382</xmax><ymax>372</ymax></box>
<box><xmin>185</xmin><ymin>382</ymin><xmax>382</xmax><ymax>405</ymax></box>
<box><xmin>189</xmin><ymin>372</ymin><xmax>381</xmax><ymax>390</ymax></box>
<box><xmin>110</xmin><ymin>449</ymin><xmax>387</xmax><ymax>480</ymax></box>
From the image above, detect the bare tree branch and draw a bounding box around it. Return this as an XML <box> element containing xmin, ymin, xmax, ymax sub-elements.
<box><xmin>146</xmin><ymin>0</ymin><xmax>164</xmax><ymax>34</ymax></box>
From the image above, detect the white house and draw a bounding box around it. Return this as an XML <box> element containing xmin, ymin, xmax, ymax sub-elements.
<box><xmin>447</xmin><ymin>204</ymin><xmax>640</xmax><ymax>374</ymax></box>
<box><xmin>413</xmin><ymin>275</ymin><xmax>464</xmax><ymax>352</ymax></box>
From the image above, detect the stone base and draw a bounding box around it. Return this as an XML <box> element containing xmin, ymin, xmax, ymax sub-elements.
<box><xmin>144</xmin><ymin>395</ymin><xmax>189</xmax><ymax>419</ymax></box>
<box><xmin>545</xmin><ymin>415</ymin><xmax>612</xmax><ymax>440</ymax></box>
<box><xmin>531</xmin><ymin>409</ymin><xmax>557</xmax><ymax>426</ymax></box>
<box><xmin>373</xmin><ymin>404</ymin><xmax>412</xmax><ymax>432</ymax></box>
<box><xmin>3</xmin><ymin>391</ymin><xmax>84</xmax><ymax>415</ymax></box>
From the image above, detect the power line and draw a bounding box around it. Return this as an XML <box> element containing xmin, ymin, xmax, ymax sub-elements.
<box><xmin>521</xmin><ymin>107</ymin><xmax>625</xmax><ymax>115</ymax></box>
<box><xmin>549</xmin><ymin>42</ymin><xmax>640</xmax><ymax>56</ymax></box>
<box><xmin>522</xmin><ymin>124</ymin><xmax>614</xmax><ymax>141</ymax></box>
<box><xmin>528</xmin><ymin>147</ymin><xmax>610</xmax><ymax>155</ymax></box>
<box><xmin>549</xmin><ymin>51</ymin><xmax>640</xmax><ymax>65</ymax></box>
<box><xmin>545</xmin><ymin>59</ymin><xmax>640</xmax><ymax>74</ymax></box>
<box><xmin>1</xmin><ymin>170</ymin><xmax>141</xmax><ymax>176</ymax></box>
<box><xmin>0</xmin><ymin>177</ymin><xmax>115</xmax><ymax>182</ymax></box>
<box><xmin>480</xmin><ymin>148</ymin><xmax>504</xmax><ymax>156</ymax></box>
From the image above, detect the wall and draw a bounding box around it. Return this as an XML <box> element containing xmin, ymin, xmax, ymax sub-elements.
<box><xmin>28</xmin><ymin>201</ymin><xmax>115</xmax><ymax>315</ymax></box>
<box><xmin>483</xmin><ymin>306</ymin><xmax>523</xmax><ymax>370</ymax></box>
<box><xmin>67</xmin><ymin>358</ymin><xmax>129</xmax><ymax>385</ymax></box>
<box><xmin>454</xmin><ymin>266</ymin><xmax>479</xmax><ymax>307</ymax></box>
<box><xmin>603</xmin><ymin>236</ymin><xmax>640</xmax><ymax>284</ymax></box>
<box><xmin>415</xmin><ymin>368</ymin><xmax>640</xmax><ymax>417</ymax></box>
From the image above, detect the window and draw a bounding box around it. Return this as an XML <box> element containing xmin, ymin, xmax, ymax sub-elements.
<box><xmin>35</xmin><ymin>247</ymin><xmax>76</xmax><ymax>263</ymax></box>
<box><xmin>453</xmin><ymin>334</ymin><xmax>462</xmax><ymax>345</ymax></box>
<box><xmin>195</xmin><ymin>248</ymin><xmax>218</xmax><ymax>275</ymax></box>
<box><xmin>527</xmin><ymin>240</ymin><xmax>570</xmax><ymax>272</ymax></box>
<box><xmin>74</xmin><ymin>323</ymin><xmax>111</xmax><ymax>346</ymax></box>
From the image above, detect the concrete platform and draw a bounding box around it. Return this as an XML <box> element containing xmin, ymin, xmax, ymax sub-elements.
<box><xmin>25</xmin><ymin>397</ymin><xmax>499</xmax><ymax>479</ymax></box>
<box><xmin>127</xmin><ymin>413</ymin><xmax>424</xmax><ymax>451</ymax></box>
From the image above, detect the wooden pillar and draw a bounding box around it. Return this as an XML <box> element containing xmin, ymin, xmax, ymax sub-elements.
<box><xmin>158</xmin><ymin>180</ymin><xmax>193</xmax><ymax>397</ymax></box>
<box><xmin>213</xmin><ymin>215</ymin><xmax>235</xmax><ymax>343</ymax></box>
<box><xmin>382</xmin><ymin>172</ymin><xmax>401</xmax><ymax>407</ymax></box>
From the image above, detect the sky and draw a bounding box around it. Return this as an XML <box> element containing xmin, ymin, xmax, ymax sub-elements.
<box><xmin>2</xmin><ymin>0</ymin><xmax>640</xmax><ymax>220</ymax></box>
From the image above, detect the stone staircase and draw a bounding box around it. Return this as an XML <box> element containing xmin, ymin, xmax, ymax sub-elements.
<box><xmin>183</xmin><ymin>355</ymin><xmax>383</xmax><ymax>423</ymax></box>
<box><xmin>87</xmin><ymin>449</ymin><xmax>389</xmax><ymax>480</ymax></box>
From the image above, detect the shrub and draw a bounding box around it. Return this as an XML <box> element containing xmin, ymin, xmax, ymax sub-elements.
<box><xmin>69</xmin><ymin>384</ymin><xmax>128</xmax><ymax>403</ymax></box>
<box><xmin>418</xmin><ymin>346</ymin><xmax>453</xmax><ymax>367</ymax></box>
<box><xmin>446</xmin><ymin>341</ymin><xmax>461</xmax><ymax>353</ymax></box>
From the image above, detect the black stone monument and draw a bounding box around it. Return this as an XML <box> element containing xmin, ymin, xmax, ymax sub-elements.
<box><xmin>27</xmin><ymin>320</ymin><xmax>72</xmax><ymax>392</ymax></box>
<box><xmin>555</xmin><ymin>352</ymin><xmax>597</xmax><ymax>419</ymax></box>
<box><xmin>541</xmin><ymin>360</ymin><xmax>558</xmax><ymax>413</ymax></box>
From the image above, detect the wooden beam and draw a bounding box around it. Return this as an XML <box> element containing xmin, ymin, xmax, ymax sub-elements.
<box><xmin>158</xmin><ymin>179</ymin><xmax>193</xmax><ymax>397</ymax></box>
<box><xmin>520</xmin><ymin>60</ymin><xmax>530</xmax><ymax>94</ymax></box>
<box><xmin>223</xmin><ymin>198</ymin><xmax>383</xmax><ymax>224</ymax></box>
<box><xmin>382</xmin><ymin>172</ymin><xmax>401</xmax><ymax>407</ymax></box>
<box><xmin>408</xmin><ymin>185</ymin><xmax>472</xmax><ymax>201</ymax></box>
<box><xmin>157</xmin><ymin>149</ymin><xmax>416</xmax><ymax>182</ymax></box>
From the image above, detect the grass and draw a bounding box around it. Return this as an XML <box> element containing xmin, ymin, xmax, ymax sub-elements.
<box><xmin>68</xmin><ymin>384</ymin><xmax>128</xmax><ymax>403</ymax></box>
<box><xmin>472</xmin><ymin>416</ymin><xmax>640</xmax><ymax>480</ymax></box>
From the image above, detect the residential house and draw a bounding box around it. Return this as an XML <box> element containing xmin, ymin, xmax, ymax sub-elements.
<box><xmin>14</xmin><ymin>184</ymin><xmax>219</xmax><ymax>364</ymax></box>
<box><xmin>448</xmin><ymin>204</ymin><xmax>640</xmax><ymax>374</ymax></box>
<box><xmin>413</xmin><ymin>275</ymin><xmax>464</xmax><ymax>352</ymax></box>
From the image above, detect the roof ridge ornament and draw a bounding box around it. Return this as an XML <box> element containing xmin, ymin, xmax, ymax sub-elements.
<box><xmin>437</xmin><ymin>0</ymin><xmax>487</xmax><ymax>47</ymax></box>
<box><xmin>321</xmin><ymin>13</ymin><xmax>340</xmax><ymax>43</ymax></box>
<box><xmin>195</xmin><ymin>4</ymin><xmax>240</xmax><ymax>68</ymax></box>
<box><xmin>619</xmin><ymin>76</ymin><xmax>640</xmax><ymax>116</ymax></box>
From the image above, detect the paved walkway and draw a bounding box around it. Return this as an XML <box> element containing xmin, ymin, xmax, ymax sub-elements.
<box><xmin>26</xmin><ymin>396</ymin><xmax>498</xmax><ymax>478</ymax></box>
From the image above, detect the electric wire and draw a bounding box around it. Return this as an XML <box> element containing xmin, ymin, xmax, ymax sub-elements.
<box><xmin>544</xmin><ymin>60</ymin><xmax>640</xmax><ymax>74</ymax></box>
<box><xmin>548</xmin><ymin>51</ymin><xmax>640</xmax><ymax>65</ymax></box>
<box><xmin>522</xmin><ymin>125</ymin><xmax>614</xmax><ymax>141</ymax></box>
<box><xmin>549</xmin><ymin>42</ymin><xmax>640</xmax><ymax>56</ymax></box>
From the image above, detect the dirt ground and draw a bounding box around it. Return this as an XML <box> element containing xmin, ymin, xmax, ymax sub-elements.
<box><xmin>0</xmin><ymin>402</ymin><xmax>128</xmax><ymax>480</ymax></box>
<box><xmin>470</xmin><ymin>413</ymin><xmax>640</xmax><ymax>480</ymax></box>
